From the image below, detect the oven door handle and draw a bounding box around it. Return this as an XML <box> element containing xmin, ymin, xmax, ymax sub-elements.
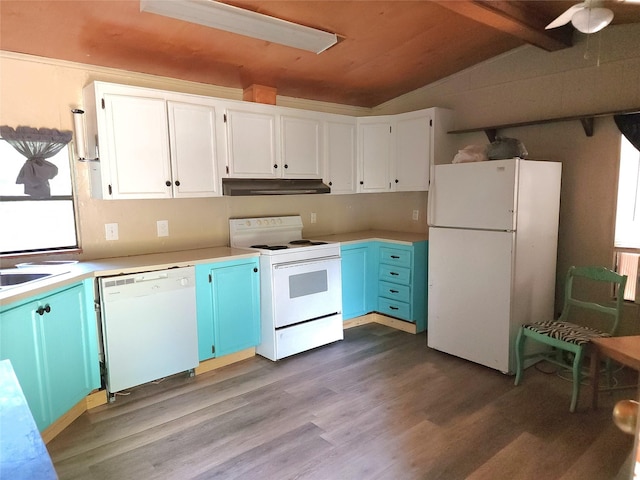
<box><xmin>273</xmin><ymin>255</ymin><xmax>341</xmax><ymax>269</ymax></box>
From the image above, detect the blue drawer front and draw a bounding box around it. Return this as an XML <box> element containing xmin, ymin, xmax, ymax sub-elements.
<box><xmin>379</xmin><ymin>264</ymin><xmax>411</xmax><ymax>284</ymax></box>
<box><xmin>379</xmin><ymin>247</ymin><xmax>412</xmax><ymax>268</ymax></box>
<box><xmin>378</xmin><ymin>297</ymin><xmax>412</xmax><ymax>321</ymax></box>
<box><xmin>378</xmin><ymin>280</ymin><xmax>411</xmax><ymax>302</ymax></box>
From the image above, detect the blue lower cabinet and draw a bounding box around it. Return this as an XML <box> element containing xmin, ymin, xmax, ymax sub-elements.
<box><xmin>376</xmin><ymin>240</ymin><xmax>427</xmax><ymax>332</ymax></box>
<box><xmin>0</xmin><ymin>280</ymin><xmax>100</xmax><ymax>432</ymax></box>
<box><xmin>196</xmin><ymin>258</ymin><xmax>261</xmax><ymax>361</ymax></box>
<box><xmin>340</xmin><ymin>243</ymin><xmax>376</xmax><ymax>320</ymax></box>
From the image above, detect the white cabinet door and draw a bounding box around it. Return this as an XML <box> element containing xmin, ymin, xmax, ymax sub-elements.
<box><xmin>225</xmin><ymin>107</ymin><xmax>277</xmax><ymax>178</ymax></box>
<box><xmin>394</xmin><ymin>110</ymin><xmax>432</xmax><ymax>192</ymax></box>
<box><xmin>280</xmin><ymin>115</ymin><xmax>322</xmax><ymax>178</ymax></box>
<box><xmin>325</xmin><ymin>117</ymin><xmax>357</xmax><ymax>194</ymax></box>
<box><xmin>168</xmin><ymin>101</ymin><xmax>220</xmax><ymax>198</ymax></box>
<box><xmin>358</xmin><ymin>117</ymin><xmax>393</xmax><ymax>193</ymax></box>
<box><xmin>103</xmin><ymin>94</ymin><xmax>172</xmax><ymax>199</ymax></box>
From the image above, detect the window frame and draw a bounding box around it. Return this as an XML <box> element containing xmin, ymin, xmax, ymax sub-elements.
<box><xmin>0</xmin><ymin>141</ymin><xmax>81</xmax><ymax>256</ymax></box>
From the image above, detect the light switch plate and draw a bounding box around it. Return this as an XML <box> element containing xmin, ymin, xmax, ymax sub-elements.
<box><xmin>412</xmin><ymin>210</ymin><xmax>419</xmax><ymax>221</ymax></box>
<box><xmin>157</xmin><ymin>220</ymin><xmax>169</xmax><ymax>237</ymax></box>
<box><xmin>105</xmin><ymin>223</ymin><xmax>119</xmax><ymax>241</ymax></box>
<box><xmin>311</xmin><ymin>212</ymin><xmax>317</xmax><ymax>224</ymax></box>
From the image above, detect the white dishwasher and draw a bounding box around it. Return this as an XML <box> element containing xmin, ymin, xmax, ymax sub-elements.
<box><xmin>99</xmin><ymin>266</ymin><xmax>198</xmax><ymax>399</ymax></box>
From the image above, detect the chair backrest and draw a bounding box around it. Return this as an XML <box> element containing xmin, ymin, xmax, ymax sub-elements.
<box><xmin>558</xmin><ymin>265</ymin><xmax>628</xmax><ymax>335</ymax></box>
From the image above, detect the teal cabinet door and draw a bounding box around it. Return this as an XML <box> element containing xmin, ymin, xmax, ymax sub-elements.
<box><xmin>196</xmin><ymin>258</ymin><xmax>261</xmax><ymax>361</ymax></box>
<box><xmin>341</xmin><ymin>243</ymin><xmax>376</xmax><ymax>320</ymax></box>
<box><xmin>212</xmin><ymin>260</ymin><xmax>260</xmax><ymax>357</ymax></box>
<box><xmin>0</xmin><ymin>302</ymin><xmax>47</xmax><ymax>429</ymax></box>
<box><xmin>40</xmin><ymin>282</ymin><xmax>100</xmax><ymax>422</ymax></box>
<box><xmin>0</xmin><ymin>281</ymin><xmax>100</xmax><ymax>432</ymax></box>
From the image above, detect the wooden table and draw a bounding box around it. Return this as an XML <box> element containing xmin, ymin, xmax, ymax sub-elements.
<box><xmin>590</xmin><ymin>335</ymin><xmax>640</xmax><ymax>410</ymax></box>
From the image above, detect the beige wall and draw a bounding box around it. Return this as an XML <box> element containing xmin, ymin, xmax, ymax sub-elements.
<box><xmin>2</xmin><ymin>23</ymin><xmax>639</xmax><ymax>327</ymax></box>
<box><xmin>378</xmin><ymin>23</ymin><xmax>640</xmax><ymax>331</ymax></box>
<box><xmin>0</xmin><ymin>52</ymin><xmax>425</xmax><ymax>262</ymax></box>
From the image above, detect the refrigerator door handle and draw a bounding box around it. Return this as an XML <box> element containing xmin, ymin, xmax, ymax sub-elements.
<box><xmin>427</xmin><ymin>163</ymin><xmax>436</xmax><ymax>226</ymax></box>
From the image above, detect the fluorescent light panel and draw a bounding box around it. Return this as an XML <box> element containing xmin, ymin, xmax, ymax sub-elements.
<box><xmin>140</xmin><ymin>0</ymin><xmax>338</xmax><ymax>54</ymax></box>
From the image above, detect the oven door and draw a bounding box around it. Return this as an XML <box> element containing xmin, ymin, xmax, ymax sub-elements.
<box><xmin>271</xmin><ymin>255</ymin><xmax>342</xmax><ymax>328</ymax></box>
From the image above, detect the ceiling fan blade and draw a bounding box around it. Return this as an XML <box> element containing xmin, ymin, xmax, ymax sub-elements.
<box><xmin>545</xmin><ymin>3</ymin><xmax>586</xmax><ymax>29</ymax></box>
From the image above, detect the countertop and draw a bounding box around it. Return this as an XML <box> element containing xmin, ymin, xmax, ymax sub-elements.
<box><xmin>0</xmin><ymin>230</ymin><xmax>427</xmax><ymax>306</ymax></box>
<box><xmin>0</xmin><ymin>359</ymin><xmax>57</xmax><ymax>480</ymax></box>
<box><xmin>313</xmin><ymin>230</ymin><xmax>428</xmax><ymax>245</ymax></box>
<box><xmin>0</xmin><ymin>246</ymin><xmax>257</xmax><ymax>306</ymax></box>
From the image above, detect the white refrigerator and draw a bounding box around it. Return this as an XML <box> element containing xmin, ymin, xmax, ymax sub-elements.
<box><xmin>427</xmin><ymin>158</ymin><xmax>561</xmax><ymax>374</ymax></box>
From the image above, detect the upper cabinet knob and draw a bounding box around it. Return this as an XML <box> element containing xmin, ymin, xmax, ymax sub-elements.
<box><xmin>165</xmin><ymin>180</ymin><xmax>171</xmax><ymax>187</ymax></box>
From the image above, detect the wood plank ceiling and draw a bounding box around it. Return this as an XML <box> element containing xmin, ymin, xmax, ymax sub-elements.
<box><xmin>1</xmin><ymin>1</ymin><xmax>639</xmax><ymax>107</ymax></box>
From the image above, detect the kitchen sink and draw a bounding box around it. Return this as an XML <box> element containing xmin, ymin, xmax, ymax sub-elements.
<box><xmin>0</xmin><ymin>269</ymin><xmax>70</xmax><ymax>291</ymax></box>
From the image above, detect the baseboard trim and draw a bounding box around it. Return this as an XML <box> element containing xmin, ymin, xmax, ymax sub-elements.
<box><xmin>194</xmin><ymin>348</ymin><xmax>256</xmax><ymax>376</ymax></box>
<box><xmin>42</xmin><ymin>398</ymin><xmax>86</xmax><ymax>444</ymax></box>
<box><xmin>343</xmin><ymin>313</ymin><xmax>417</xmax><ymax>334</ymax></box>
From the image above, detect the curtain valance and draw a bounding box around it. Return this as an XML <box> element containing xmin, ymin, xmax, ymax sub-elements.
<box><xmin>0</xmin><ymin>126</ymin><xmax>72</xmax><ymax>198</ymax></box>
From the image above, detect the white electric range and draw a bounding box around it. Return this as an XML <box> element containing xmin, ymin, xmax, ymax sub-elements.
<box><xmin>229</xmin><ymin>216</ymin><xmax>343</xmax><ymax>360</ymax></box>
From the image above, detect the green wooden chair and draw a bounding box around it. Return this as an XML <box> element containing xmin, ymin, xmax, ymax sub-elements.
<box><xmin>514</xmin><ymin>265</ymin><xmax>627</xmax><ymax>413</ymax></box>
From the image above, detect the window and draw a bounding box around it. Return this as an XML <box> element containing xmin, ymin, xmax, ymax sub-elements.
<box><xmin>0</xmin><ymin>141</ymin><xmax>79</xmax><ymax>255</ymax></box>
<box><xmin>614</xmin><ymin>134</ymin><xmax>640</xmax><ymax>302</ymax></box>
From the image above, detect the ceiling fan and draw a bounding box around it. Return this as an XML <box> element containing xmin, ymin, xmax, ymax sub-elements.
<box><xmin>544</xmin><ymin>0</ymin><xmax>640</xmax><ymax>34</ymax></box>
<box><xmin>546</xmin><ymin>1</ymin><xmax>614</xmax><ymax>34</ymax></box>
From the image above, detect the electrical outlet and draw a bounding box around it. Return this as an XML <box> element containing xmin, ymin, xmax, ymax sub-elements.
<box><xmin>412</xmin><ymin>209</ymin><xmax>419</xmax><ymax>221</ymax></box>
<box><xmin>105</xmin><ymin>223</ymin><xmax>119</xmax><ymax>241</ymax></box>
<box><xmin>157</xmin><ymin>220</ymin><xmax>169</xmax><ymax>237</ymax></box>
<box><xmin>311</xmin><ymin>212</ymin><xmax>317</xmax><ymax>224</ymax></box>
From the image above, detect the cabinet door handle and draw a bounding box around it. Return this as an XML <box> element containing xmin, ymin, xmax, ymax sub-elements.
<box><xmin>253</xmin><ymin>267</ymin><xmax>258</xmax><ymax>273</ymax></box>
<box><xmin>389</xmin><ymin>289</ymin><xmax>399</xmax><ymax>293</ymax></box>
<box><xmin>36</xmin><ymin>304</ymin><xmax>51</xmax><ymax>316</ymax></box>
<box><xmin>328</xmin><ymin>181</ymin><xmax>332</xmax><ymax>186</ymax></box>
<box><xmin>284</xmin><ymin>164</ymin><xmax>289</xmax><ymax>169</ymax></box>
<box><xmin>274</xmin><ymin>164</ymin><xmax>278</xmax><ymax>169</ymax></box>
<box><xmin>395</xmin><ymin>179</ymin><xmax>399</xmax><ymax>183</ymax></box>
<box><xmin>390</xmin><ymin>255</ymin><xmax>400</xmax><ymax>259</ymax></box>
<box><xmin>165</xmin><ymin>180</ymin><xmax>171</xmax><ymax>187</ymax></box>
<box><xmin>175</xmin><ymin>180</ymin><xmax>181</xmax><ymax>186</ymax></box>
<box><xmin>360</xmin><ymin>181</ymin><xmax>364</xmax><ymax>185</ymax></box>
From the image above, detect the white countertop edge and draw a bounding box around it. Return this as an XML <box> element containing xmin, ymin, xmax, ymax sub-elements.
<box><xmin>0</xmin><ymin>247</ymin><xmax>259</xmax><ymax>307</ymax></box>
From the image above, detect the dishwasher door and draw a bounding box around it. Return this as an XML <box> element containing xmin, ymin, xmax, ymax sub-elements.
<box><xmin>99</xmin><ymin>266</ymin><xmax>198</xmax><ymax>395</ymax></box>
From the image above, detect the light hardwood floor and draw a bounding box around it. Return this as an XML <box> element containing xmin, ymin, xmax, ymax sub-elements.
<box><xmin>48</xmin><ymin>324</ymin><xmax>636</xmax><ymax>479</ymax></box>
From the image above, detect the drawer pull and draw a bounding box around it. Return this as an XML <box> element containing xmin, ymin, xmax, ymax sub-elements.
<box><xmin>390</xmin><ymin>306</ymin><xmax>399</xmax><ymax>310</ymax></box>
<box><xmin>389</xmin><ymin>289</ymin><xmax>399</xmax><ymax>293</ymax></box>
<box><xmin>390</xmin><ymin>255</ymin><xmax>400</xmax><ymax>259</ymax></box>
<box><xmin>390</xmin><ymin>272</ymin><xmax>399</xmax><ymax>276</ymax></box>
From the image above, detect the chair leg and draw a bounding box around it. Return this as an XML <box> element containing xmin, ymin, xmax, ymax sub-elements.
<box><xmin>514</xmin><ymin>328</ymin><xmax>525</xmax><ymax>386</ymax></box>
<box><xmin>570</xmin><ymin>348</ymin><xmax>584</xmax><ymax>413</ymax></box>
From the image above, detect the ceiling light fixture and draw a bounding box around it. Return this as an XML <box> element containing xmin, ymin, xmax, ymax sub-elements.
<box><xmin>140</xmin><ymin>0</ymin><xmax>338</xmax><ymax>54</ymax></box>
<box><xmin>571</xmin><ymin>7</ymin><xmax>614</xmax><ymax>34</ymax></box>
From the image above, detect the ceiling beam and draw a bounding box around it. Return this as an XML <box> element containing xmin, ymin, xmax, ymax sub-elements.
<box><xmin>433</xmin><ymin>0</ymin><xmax>573</xmax><ymax>51</ymax></box>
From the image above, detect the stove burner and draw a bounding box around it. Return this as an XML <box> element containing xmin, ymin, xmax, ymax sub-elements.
<box><xmin>289</xmin><ymin>239</ymin><xmax>328</xmax><ymax>246</ymax></box>
<box><xmin>251</xmin><ymin>244</ymin><xmax>289</xmax><ymax>250</ymax></box>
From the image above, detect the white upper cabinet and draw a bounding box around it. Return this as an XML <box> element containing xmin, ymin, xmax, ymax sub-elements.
<box><xmin>324</xmin><ymin>116</ymin><xmax>357</xmax><ymax>194</ymax></box>
<box><xmin>223</xmin><ymin>103</ymin><xmax>323</xmax><ymax>179</ymax></box>
<box><xmin>83</xmin><ymin>82</ymin><xmax>221</xmax><ymax>199</ymax></box>
<box><xmin>280</xmin><ymin>114</ymin><xmax>322</xmax><ymax>178</ymax></box>
<box><xmin>224</xmin><ymin>105</ymin><xmax>278</xmax><ymax>178</ymax></box>
<box><xmin>357</xmin><ymin>116</ymin><xmax>394</xmax><ymax>193</ymax></box>
<box><xmin>357</xmin><ymin>107</ymin><xmax>454</xmax><ymax>193</ymax></box>
<box><xmin>101</xmin><ymin>93</ymin><xmax>172</xmax><ymax>199</ymax></box>
<box><xmin>167</xmin><ymin>101</ymin><xmax>219</xmax><ymax>198</ymax></box>
<box><xmin>394</xmin><ymin>110</ymin><xmax>432</xmax><ymax>192</ymax></box>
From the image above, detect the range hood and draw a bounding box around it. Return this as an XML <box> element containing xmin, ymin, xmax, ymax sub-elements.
<box><xmin>222</xmin><ymin>178</ymin><xmax>331</xmax><ymax>196</ymax></box>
